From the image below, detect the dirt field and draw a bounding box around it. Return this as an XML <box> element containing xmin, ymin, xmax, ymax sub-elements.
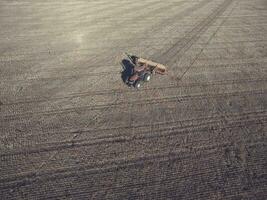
<box><xmin>0</xmin><ymin>0</ymin><xmax>266</xmax><ymax>199</ymax></box>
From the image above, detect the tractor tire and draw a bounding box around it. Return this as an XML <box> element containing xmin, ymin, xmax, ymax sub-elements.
<box><xmin>144</xmin><ymin>73</ymin><xmax>151</xmax><ymax>82</ymax></box>
<box><xmin>134</xmin><ymin>80</ymin><xmax>141</xmax><ymax>89</ymax></box>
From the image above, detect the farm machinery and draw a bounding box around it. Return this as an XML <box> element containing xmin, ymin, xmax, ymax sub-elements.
<box><xmin>125</xmin><ymin>53</ymin><xmax>167</xmax><ymax>89</ymax></box>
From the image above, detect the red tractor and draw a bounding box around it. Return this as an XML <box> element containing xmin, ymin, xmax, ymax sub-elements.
<box><xmin>125</xmin><ymin>53</ymin><xmax>167</xmax><ymax>89</ymax></box>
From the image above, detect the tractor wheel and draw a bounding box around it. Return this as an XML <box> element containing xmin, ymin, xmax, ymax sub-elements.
<box><xmin>144</xmin><ymin>73</ymin><xmax>151</xmax><ymax>82</ymax></box>
<box><xmin>134</xmin><ymin>80</ymin><xmax>141</xmax><ymax>89</ymax></box>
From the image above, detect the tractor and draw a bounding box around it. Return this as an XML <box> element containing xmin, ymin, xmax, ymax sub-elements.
<box><xmin>125</xmin><ymin>53</ymin><xmax>167</xmax><ymax>89</ymax></box>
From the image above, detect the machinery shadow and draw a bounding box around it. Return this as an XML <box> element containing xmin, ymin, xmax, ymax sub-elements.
<box><xmin>120</xmin><ymin>59</ymin><xmax>134</xmax><ymax>84</ymax></box>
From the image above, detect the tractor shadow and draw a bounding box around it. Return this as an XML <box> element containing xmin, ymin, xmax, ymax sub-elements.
<box><xmin>120</xmin><ymin>59</ymin><xmax>134</xmax><ymax>85</ymax></box>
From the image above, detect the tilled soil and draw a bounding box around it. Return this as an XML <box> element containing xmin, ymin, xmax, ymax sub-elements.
<box><xmin>0</xmin><ymin>0</ymin><xmax>266</xmax><ymax>199</ymax></box>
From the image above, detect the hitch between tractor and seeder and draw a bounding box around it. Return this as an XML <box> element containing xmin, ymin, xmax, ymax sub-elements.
<box><xmin>125</xmin><ymin>53</ymin><xmax>167</xmax><ymax>89</ymax></box>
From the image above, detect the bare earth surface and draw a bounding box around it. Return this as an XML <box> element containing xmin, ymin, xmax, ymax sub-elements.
<box><xmin>0</xmin><ymin>0</ymin><xmax>266</xmax><ymax>199</ymax></box>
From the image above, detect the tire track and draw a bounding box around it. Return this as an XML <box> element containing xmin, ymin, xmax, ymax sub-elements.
<box><xmin>0</xmin><ymin>139</ymin><xmax>264</xmax><ymax>190</ymax></box>
<box><xmin>177</xmin><ymin>0</ymin><xmax>237</xmax><ymax>82</ymax></box>
<box><xmin>2</xmin><ymin>59</ymin><xmax>266</xmax><ymax>83</ymax></box>
<box><xmin>1</xmin><ymin>109</ymin><xmax>266</xmax><ymax>157</ymax></box>
<box><xmin>43</xmin><ymin>147</ymin><xmax>267</xmax><ymax>200</ymax></box>
<box><xmin>3</xmin><ymin>77</ymin><xmax>266</xmax><ymax>106</ymax></box>
<box><xmin>1</xmin><ymin>99</ymin><xmax>265</xmax><ymax>144</ymax></box>
<box><xmin>155</xmin><ymin>0</ymin><xmax>234</xmax><ymax>64</ymax></box>
<box><xmin>1</xmin><ymin>89</ymin><xmax>265</xmax><ymax>121</ymax></box>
